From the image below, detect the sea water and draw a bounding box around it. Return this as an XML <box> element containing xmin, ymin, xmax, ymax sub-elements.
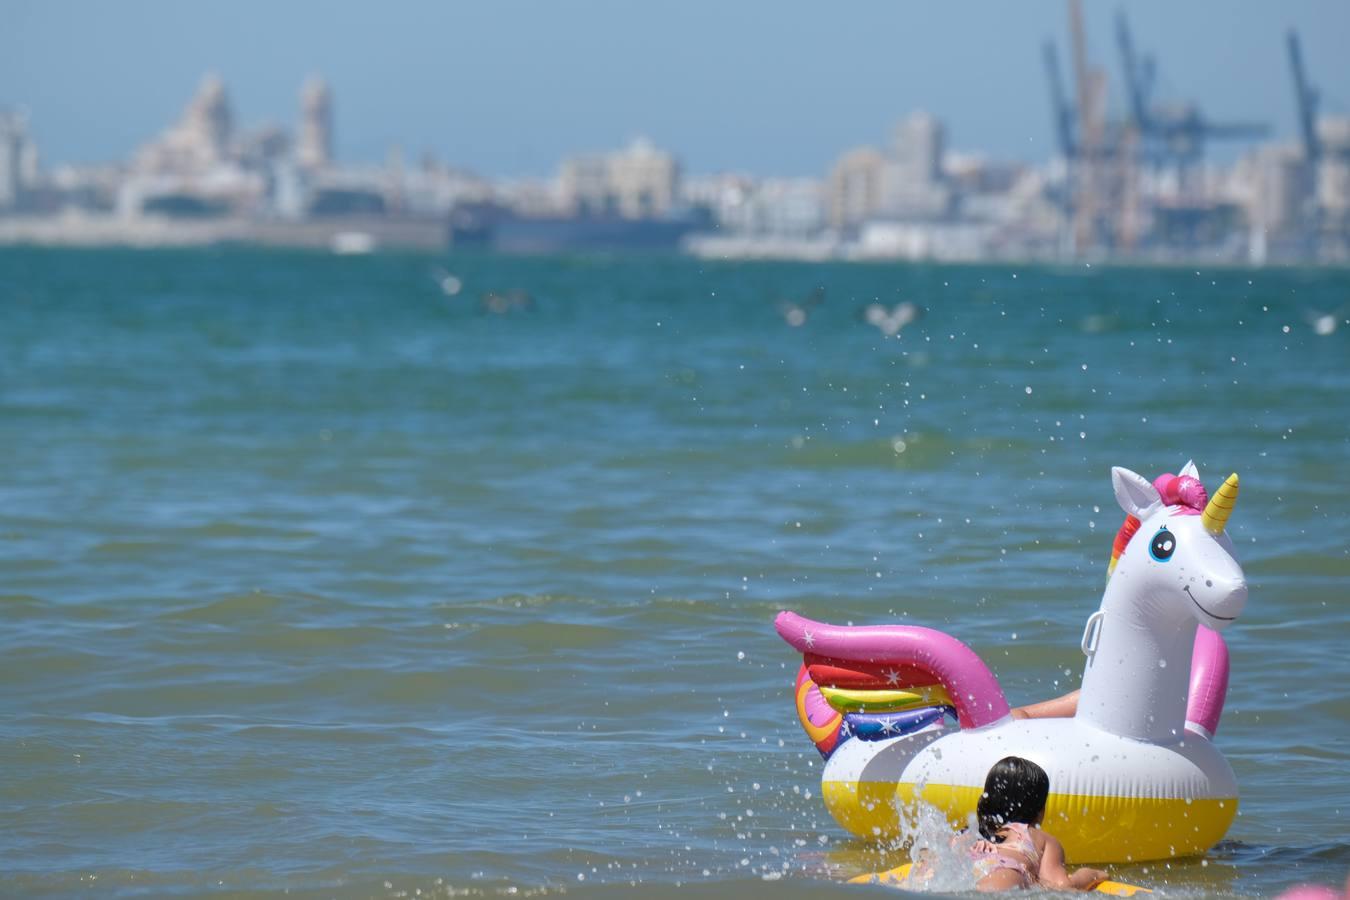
<box><xmin>1</xmin><ymin>248</ymin><xmax>1347</xmax><ymax>898</ymax></box>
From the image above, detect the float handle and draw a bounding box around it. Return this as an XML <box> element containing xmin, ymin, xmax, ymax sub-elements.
<box><xmin>1081</xmin><ymin>610</ymin><xmax>1106</xmax><ymax>658</ymax></box>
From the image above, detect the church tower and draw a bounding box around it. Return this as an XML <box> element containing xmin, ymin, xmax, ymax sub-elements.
<box><xmin>298</xmin><ymin>76</ymin><xmax>332</xmax><ymax>170</ymax></box>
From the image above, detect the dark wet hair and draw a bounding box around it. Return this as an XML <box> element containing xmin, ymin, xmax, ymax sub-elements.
<box><xmin>976</xmin><ymin>756</ymin><xmax>1050</xmax><ymax>841</ymax></box>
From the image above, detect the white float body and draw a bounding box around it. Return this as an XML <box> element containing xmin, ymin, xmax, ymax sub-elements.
<box><xmin>895</xmin><ymin>717</ymin><xmax>1238</xmax><ymax>863</ymax></box>
<box><xmin>820</xmin><ymin>717</ymin><xmax>1236</xmax><ymax>862</ymax></box>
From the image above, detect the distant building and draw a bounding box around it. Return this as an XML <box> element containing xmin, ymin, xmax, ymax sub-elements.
<box><xmin>877</xmin><ymin>111</ymin><xmax>951</xmax><ymax>220</ymax></box>
<box><xmin>558</xmin><ymin>154</ymin><xmax>611</xmax><ymax>215</ymax></box>
<box><xmin>607</xmin><ymin>138</ymin><xmax>678</xmax><ymax>218</ymax></box>
<box><xmin>945</xmin><ymin>153</ymin><xmax>1022</xmax><ymax>196</ymax></box>
<box><xmin>135</xmin><ymin>74</ymin><xmax>234</xmax><ymax>175</ymax></box>
<box><xmin>397</xmin><ymin>160</ymin><xmax>491</xmax><ymax>217</ymax></box>
<box><xmin>827</xmin><ymin>146</ymin><xmax>884</xmax><ymax>229</ymax></box>
<box><xmin>557</xmin><ymin>137</ymin><xmax>679</xmax><ymax>219</ymax></box>
<box><xmin>461</xmin><ymin>138</ymin><xmax>694</xmax><ymax>252</ymax></box>
<box><xmin>827</xmin><ymin>112</ymin><xmax>954</xmax><ymax>229</ymax></box>
<box><xmin>18</xmin><ymin>126</ymin><xmax>38</xmax><ymax>187</ymax></box>
<box><xmin>118</xmin><ymin>75</ymin><xmax>276</xmax><ymax>218</ymax></box>
<box><xmin>298</xmin><ymin>77</ymin><xmax>332</xmax><ymax>171</ymax></box>
<box><xmin>1317</xmin><ymin>117</ymin><xmax>1350</xmax><ymax>226</ymax></box>
<box><xmin>681</xmin><ymin>173</ymin><xmax>748</xmax><ymax>221</ymax></box>
<box><xmin>0</xmin><ymin>111</ymin><xmax>30</xmax><ymax>210</ymax></box>
<box><xmin>893</xmin><ymin>111</ymin><xmax>944</xmax><ymax>183</ymax></box>
<box><xmin>1238</xmin><ymin>144</ymin><xmax>1303</xmax><ymax>235</ymax></box>
<box><xmin>734</xmin><ymin>178</ymin><xmax>823</xmax><ymax>236</ymax></box>
<box><xmin>237</xmin><ymin>124</ymin><xmax>291</xmax><ymax>170</ymax></box>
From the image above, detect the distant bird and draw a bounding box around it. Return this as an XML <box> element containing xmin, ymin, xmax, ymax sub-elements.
<box><xmin>1078</xmin><ymin>313</ymin><xmax>1116</xmax><ymax>334</ymax></box>
<box><xmin>779</xmin><ymin>286</ymin><xmax>825</xmax><ymax>327</ymax></box>
<box><xmin>1303</xmin><ymin>306</ymin><xmax>1347</xmax><ymax>336</ymax></box>
<box><xmin>861</xmin><ymin>300</ymin><xmax>922</xmax><ymax>337</ymax></box>
<box><xmin>480</xmin><ymin>289</ymin><xmax>536</xmax><ymax>315</ymax></box>
<box><xmin>431</xmin><ymin>266</ymin><xmax>463</xmax><ymax>297</ymax></box>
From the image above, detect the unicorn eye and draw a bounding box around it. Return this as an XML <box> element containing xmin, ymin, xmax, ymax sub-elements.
<box><xmin>1150</xmin><ymin>528</ymin><xmax>1176</xmax><ymax>562</ymax></box>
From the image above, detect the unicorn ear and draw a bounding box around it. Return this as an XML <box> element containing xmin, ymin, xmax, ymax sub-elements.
<box><xmin>1180</xmin><ymin>459</ymin><xmax>1200</xmax><ymax>479</ymax></box>
<box><xmin>1112</xmin><ymin>466</ymin><xmax>1163</xmax><ymax>519</ymax></box>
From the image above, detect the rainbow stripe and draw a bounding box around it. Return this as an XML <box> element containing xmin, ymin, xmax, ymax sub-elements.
<box><xmin>1107</xmin><ymin>514</ymin><xmax>1140</xmax><ymax>577</ymax></box>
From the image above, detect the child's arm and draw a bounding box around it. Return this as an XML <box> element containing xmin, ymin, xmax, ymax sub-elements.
<box><xmin>1012</xmin><ymin>689</ymin><xmax>1081</xmax><ymax>720</ymax></box>
<box><xmin>1037</xmin><ymin>834</ymin><xmax>1107</xmax><ymax>891</ymax></box>
<box><xmin>1068</xmin><ymin>867</ymin><xmax>1110</xmax><ymax>891</ymax></box>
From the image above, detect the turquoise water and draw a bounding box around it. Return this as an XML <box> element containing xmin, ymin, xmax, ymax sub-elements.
<box><xmin>1</xmin><ymin>248</ymin><xmax>1347</xmax><ymax>898</ymax></box>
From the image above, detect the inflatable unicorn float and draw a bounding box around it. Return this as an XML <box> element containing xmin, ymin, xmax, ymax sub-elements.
<box><xmin>776</xmin><ymin>462</ymin><xmax>1246</xmax><ymax>863</ymax></box>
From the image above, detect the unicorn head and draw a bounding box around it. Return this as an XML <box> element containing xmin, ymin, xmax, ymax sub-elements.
<box><xmin>1108</xmin><ymin>460</ymin><xmax>1247</xmax><ymax>630</ymax></box>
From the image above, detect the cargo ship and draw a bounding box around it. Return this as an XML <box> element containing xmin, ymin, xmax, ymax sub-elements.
<box><xmin>449</xmin><ymin>202</ymin><xmax>708</xmax><ymax>253</ymax></box>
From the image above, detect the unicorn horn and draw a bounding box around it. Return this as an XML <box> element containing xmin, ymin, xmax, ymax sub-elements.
<box><xmin>1202</xmin><ymin>473</ymin><xmax>1240</xmax><ymax>535</ymax></box>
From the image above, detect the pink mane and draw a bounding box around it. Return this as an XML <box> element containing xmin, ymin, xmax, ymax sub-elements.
<box><xmin>1153</xmin><ymin>473</ymin><xmax>1209</xmax><ymax>516</ymax></box>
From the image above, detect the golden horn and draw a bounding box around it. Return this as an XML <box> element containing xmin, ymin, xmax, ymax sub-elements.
<box><xmin>1202</xmin><ymin>473</ymin><xmax>1239</xmax><ymax>535</ymax></box>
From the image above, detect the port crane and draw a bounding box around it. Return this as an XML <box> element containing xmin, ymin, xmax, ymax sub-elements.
<box><xmin>1114</xmin><ymin>10</ymin><xmax>1269</xmax><ymax>173</ymax></box>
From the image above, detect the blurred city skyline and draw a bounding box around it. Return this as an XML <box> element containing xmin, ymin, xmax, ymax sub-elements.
<box><xmin>5</xmin><ymin>0</ymin><xmax>1348</xmax><ymax>176</ymax></box>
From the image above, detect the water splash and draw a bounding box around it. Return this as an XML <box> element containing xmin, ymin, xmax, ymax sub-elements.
<box><xmin>899</xmin><ymin>798</ymin><xmax>981</xmax><ymax>893</ymax></box>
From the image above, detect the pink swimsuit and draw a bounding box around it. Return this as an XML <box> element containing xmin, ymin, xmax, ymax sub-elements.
<box><xmin>970</xmin><ymin>822</ymin><xmax>1041</xmax><ymax>885</ymax></box>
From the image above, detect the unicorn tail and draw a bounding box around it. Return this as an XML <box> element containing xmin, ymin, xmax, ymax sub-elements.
<box><xmin>775</xmin><ymin>611</ymin><xmax>1010</xmax><ymax>735</ymax></box>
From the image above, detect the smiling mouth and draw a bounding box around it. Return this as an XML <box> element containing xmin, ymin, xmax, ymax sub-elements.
<box><xmin>1184</xmin><ymin>585</ymin><xmax>1236</xmax><ymax>621</ymax></box>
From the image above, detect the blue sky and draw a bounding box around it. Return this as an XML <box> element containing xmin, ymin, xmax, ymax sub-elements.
<box><xmin>4</xmin><ymin>0</ymin><xmax>1347</xmax><ymax>177</ymax></box>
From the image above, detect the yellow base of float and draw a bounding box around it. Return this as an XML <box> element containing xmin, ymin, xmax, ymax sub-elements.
<box><xmin>897</xmin><ymin>783</ymin><xmax>1237</xmax><ymax>864</ymax></box>
<box><xmin>822</xmin><ymin>780</ymin><xmax>906</xmax><ymax>839</ymax></box>
<box><xmin>821</xmin><ymin>779</ymin><xmax>1236</xmax><ymax>864</ymax></box>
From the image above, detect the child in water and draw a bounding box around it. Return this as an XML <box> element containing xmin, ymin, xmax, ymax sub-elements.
<box><xmin>966</xmin><ymin>756</ymin><xmax>1107</xmax><ymax>892</ymax></box>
